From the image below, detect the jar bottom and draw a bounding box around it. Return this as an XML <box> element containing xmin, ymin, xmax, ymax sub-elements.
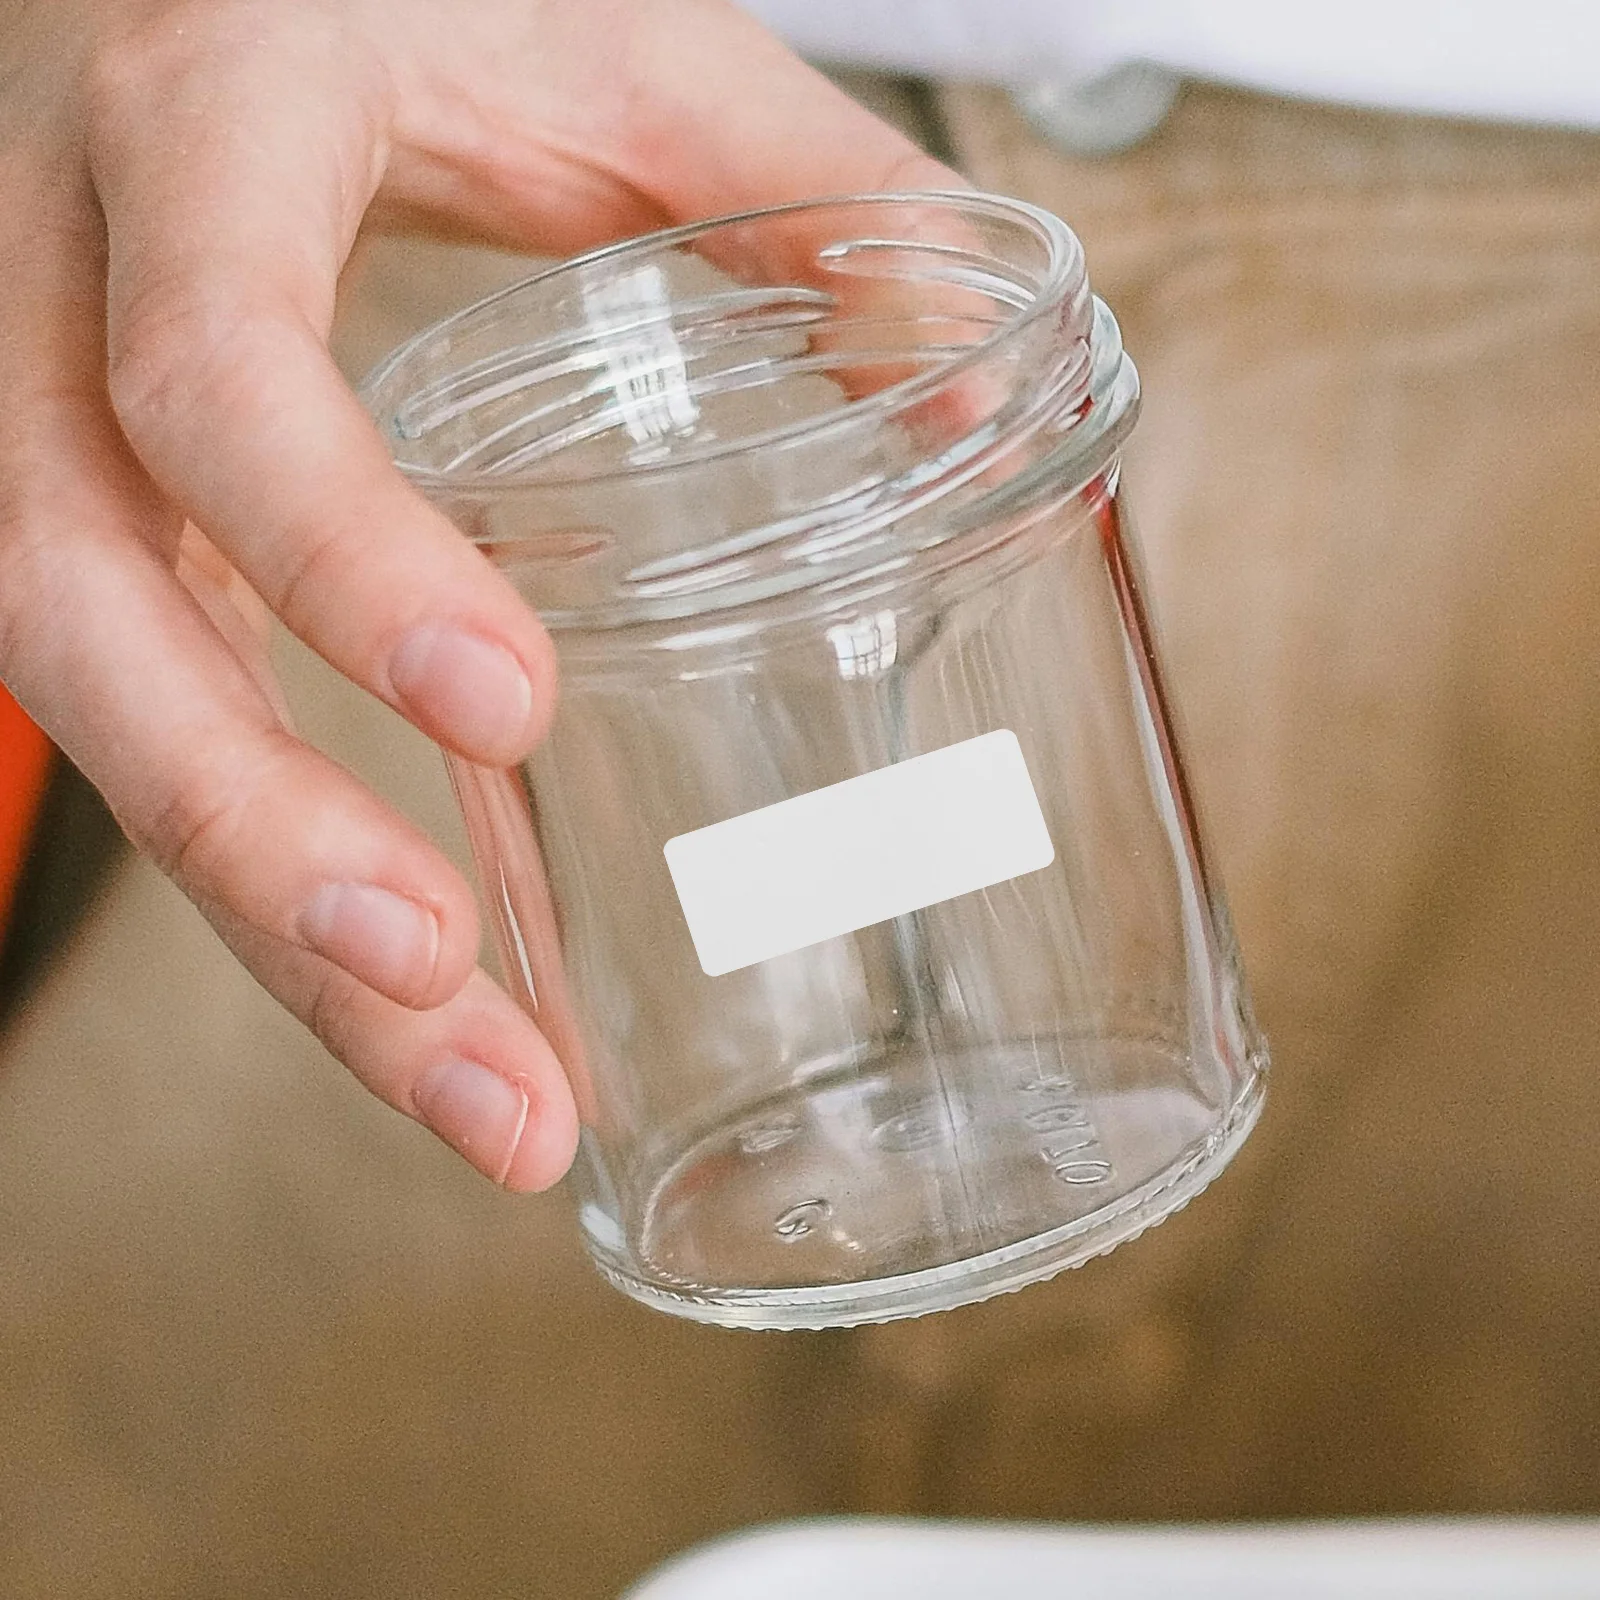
<box><xmin>577</xmin><ymin>1038</ymin><xmax>1266</xmax><ymax>1330</ymax></box>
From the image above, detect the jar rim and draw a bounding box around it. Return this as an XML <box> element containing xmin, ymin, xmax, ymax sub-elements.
<box><xmin>359</xmin><ymin>190</ymin><xmax>1085</xmax><ymax>501</ymax></box>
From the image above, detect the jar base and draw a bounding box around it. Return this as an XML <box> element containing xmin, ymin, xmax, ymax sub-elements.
<box><xmin>581</xmin><ymin>1039</ymin><xmax>1266</xmax><ymax>1330</ymax></box>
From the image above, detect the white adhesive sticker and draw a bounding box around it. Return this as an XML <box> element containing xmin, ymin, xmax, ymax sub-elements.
<box><xmin>663</xmin><ymin>729</ymin><xmax>1055</xmax><ymax>977</ymax></box>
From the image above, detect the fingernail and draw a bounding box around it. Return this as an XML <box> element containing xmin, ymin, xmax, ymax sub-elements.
<box><xmin>389</xmin><ymin>623</ymin><xmax>536</xmax><ymax>762</ymax></box>
<box><xmin>300</xmin><ymin>882</ymin><xmax>440</xmax><ymax>1002</ymax></box>
<box><xmin>414</xmin><ymin>1058</ymin><xmax>530</xmax><ymax>1186</ymax></box>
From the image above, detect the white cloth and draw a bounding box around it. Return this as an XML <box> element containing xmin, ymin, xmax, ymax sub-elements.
<box><xmin>629</xmin><ymin>1519</ymin><xmax>1600</xmax><ymax>1600</ymax></box>
<box><xmin>741</xmin><ymin>0</ymin><xmax>1600</xmax><ymax>130</ymax></box>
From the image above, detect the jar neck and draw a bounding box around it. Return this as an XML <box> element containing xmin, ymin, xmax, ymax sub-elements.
<box><xmin>362</xmin><ymin>193</ymin><xmax>1138</xmax><ymax>631</ymax></box>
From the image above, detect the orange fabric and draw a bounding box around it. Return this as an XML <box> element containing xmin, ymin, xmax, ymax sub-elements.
<box><xmin>0</xmin><ymin>684</ymin><xmax>53</xmax><ymax>939</ymax></box>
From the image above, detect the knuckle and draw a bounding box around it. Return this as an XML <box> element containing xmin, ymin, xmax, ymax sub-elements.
<box><xmin>105</xmin><ymin>294</ymin><xmax>256</xmax><ymax>454</ymax></box>
<box><xmin>305</xmin><ymin>962</ymin><xmax>366</xmax><ymax>1066</ymax></box>
<box><xmin>268</xmin><ymin>519</ymin><xmax>364</xmax><ymax>632</ymax></box>
<box><xmin>133</xmin><ymin>738</ymin><xmax>275</xmax><ymax>891</ymax></box>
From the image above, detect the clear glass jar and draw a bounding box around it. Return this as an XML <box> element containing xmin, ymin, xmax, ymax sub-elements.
<box><xmin>362</xmin><ymin>192</ymin><xmax>1267</xmax><ymax>1329</ymax></box>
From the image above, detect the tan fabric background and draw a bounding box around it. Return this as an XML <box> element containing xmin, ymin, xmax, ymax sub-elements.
<box><xmin>3</xmin><ymin>80</ymin><xmax>1599</xmax><ymax>1596</ymax></box>
<box><xmin>827</xmin><ymin>85</ymin><xmax>1600</xmax><ymax>1520</ymax></box>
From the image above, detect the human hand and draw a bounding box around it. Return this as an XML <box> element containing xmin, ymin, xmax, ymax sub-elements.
<box><xmin>0</xmin><ymin>0</ymin><xmax>955</xmax><ymax>1188</ymax></box>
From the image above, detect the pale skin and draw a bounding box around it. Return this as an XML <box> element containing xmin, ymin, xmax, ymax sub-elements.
<box><xmin>0</xmin><ymin>0</ymin><xmax>956</xmax><ymax>1189</ymax></box>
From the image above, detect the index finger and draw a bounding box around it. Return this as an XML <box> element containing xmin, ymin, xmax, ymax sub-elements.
<box><xmin>87</xmin><ymin>16</ymin><xmax>556</xmax><ymax>769</ymax></box>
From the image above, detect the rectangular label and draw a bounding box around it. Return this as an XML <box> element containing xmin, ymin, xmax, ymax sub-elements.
<box><xmin>663</xmin><ymin>729</ymin><xmax>1055</xmax><ymax>977</ymax></box>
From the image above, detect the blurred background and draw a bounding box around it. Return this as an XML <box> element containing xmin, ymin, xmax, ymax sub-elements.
<box><xmin>3</xmin><ymin>7</ymin><xmax>1600</xmax><ymax>1596</ymax></box>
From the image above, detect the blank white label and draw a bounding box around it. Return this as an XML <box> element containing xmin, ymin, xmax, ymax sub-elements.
<box><xmin>663</xmin><ymin>729</ymin><xmax>1055</xmax><ymax>977</ymax></box>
